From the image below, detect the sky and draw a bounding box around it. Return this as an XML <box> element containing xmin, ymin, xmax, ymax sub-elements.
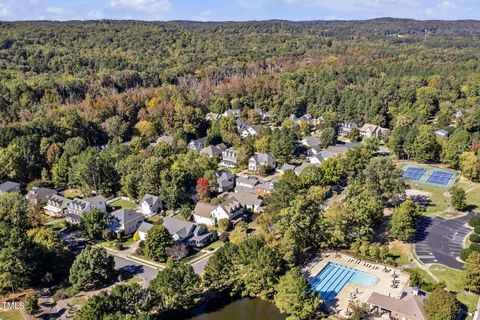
<box><xmin>0</xmin><ymin>0</ymin><xmax>479</xmax><ymax>21</ymax></box>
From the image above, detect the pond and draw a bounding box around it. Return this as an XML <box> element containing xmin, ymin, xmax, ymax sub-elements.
<box><xmin>189</xmin><ymin>298</ymin><xmax>286</xmax><ymax>320</ymax></box>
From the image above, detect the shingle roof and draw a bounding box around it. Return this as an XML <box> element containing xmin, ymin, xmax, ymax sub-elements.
<box><xmin>111</xmin><ymin>209</ymin><xmax>144</xmax><ymax>225</ymax></box>
<box><xmin>141</xmin><ymin>194</ymin><xmax>159</xmax><ymax>207</ymax></box>
<box><xmin>367</xmin><ymin>288</ymin><xmax>427</xmax><ymax>320</ymax></box>
<box><xmin>193</xmin><ymin>202</ymin><xmax>216</xmax><ymax>218</ymax></box>
<box><xmin>138</xmin><ymin>221</ymin><xmax>154</xmax><ymax>234</ymax></box>
<box><xmin>0</xmin><ymin>181</ymin><xmax>20</xmax><ymax>192</ymax></box>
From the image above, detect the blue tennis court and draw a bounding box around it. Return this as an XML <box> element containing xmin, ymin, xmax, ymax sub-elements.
<box><xmin>403</xmin><ymin>167</ymin><xmax>427</xmax><ymax>181</ymax></box>
<box><xmin>310</xmin><ymin>263</ymin><xmax>377</xmax><ymax>301</ymax></box>
<box><xmin>427</xmin><ymin>171</ymin><xmax>453</xmax><ymax>186</ymax></box>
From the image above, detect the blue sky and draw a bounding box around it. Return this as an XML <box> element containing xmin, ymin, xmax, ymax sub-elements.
<box><xmin>0</xmin><ymin>0</ymin><xmax>478</xmax><ymax>21</ymax></box>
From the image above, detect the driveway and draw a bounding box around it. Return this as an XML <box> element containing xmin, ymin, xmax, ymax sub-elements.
<box><xmin>414</xmin><ymin>212</ymin><xmax>475</xmax><ymax>269</ymax></box>
<box><xmin>113</xmin><ymin>255</ymin><xmax>159</xmax><ymax>287</ymax></box>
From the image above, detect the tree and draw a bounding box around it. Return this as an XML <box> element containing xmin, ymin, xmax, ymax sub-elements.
<box><xmin>364</xmin><ymin>157</ymin><xmax>406</xmax><ymax>204</ymax></box>
<box><xmin>347</xmin><ymin>300</ymin><xmax>370</xmax><ymax>320</ymax></box>
<box><xmin>24</xmin><ymin>293</ymin><xmax>39</xmax><ymax>316</ymax></box>
<box><xmin>389</xmin><ymin>201</ymin><xmax>421</xmax><ymax>241</ymax></box>
<box><xmin>147</xmin><ymin>260</ymin><xmax>200</xmax><ymax>312</ymax></box>
<box><xmin>143</xmin><ymin>225</ymin><xmax>174</xmax><ymax>262</ymax></box>
<box><xmin>274</xmin><ymin>268</ymin><xmax>321</xmax><ymax>320</ymax></box>
<box><xmin>450</xmin><ymin>186</ymin><xmax>467</xmax><ymax>211</ymax></box>
<box><xmin>411</xmin><ymin>125</ymin><xmax>440</xmax><ymax>162</ymax></box>
<box><xmin>319</xmin><ymin>127</ymin><xmax>337</xmax><ymax>148</ymax></box>
<box><xmin>460</xmin><ymin>151</ymin><xmax>480</xmax><ymax>182</ymax></box>
<box><xmin>424</xmin><ymin>288</ymin><xmax>458</xmax><ymax>320</ymax></box>
<box><xmin>441</xmin><ymin>130</ymin><xmax>470</xmax><ymax>168</ymax></box>
<box><xmin>229</xmin><ymin>221</ymin><xmax>248</xmax><ymax>244</ymax></box>
<box><xmin>203</xmin><ymin>243</ymin><xmax>238</xmax><ymax>292</ymax></box>
<box><xmin>464</xmin><ymin>251</ymin><xmax>480</xmax><ymax>293</ymax></box>
<box><xmin>195</xmin><ymin>177</ymin><xmax>210</xmax><ymax>201</ymax></box>
<box><xmin>79</xmin><ymin>208</ymin><xmax>108</xmax><ymax>240</ymax></box>
<box><xmin>69</xmin><ymin>246</ymin><xmax>115</xmax><ymax>291</ymax></box>
<box><xmin>270</xmin><ymin>128</ymin><xmax>297</xmax><ymax>163</ymax></box>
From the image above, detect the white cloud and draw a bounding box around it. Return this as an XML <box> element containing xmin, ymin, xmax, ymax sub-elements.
<box><xmin>109</xmin><ymin>0</ymin><xmax>171</xmax><ymax>14</ymax></box>
<box><xmin>45</xmin><ymin>7</ymin><xmax>65</xmax><ymax>15</ymax></box>
<box><xmin>324</xmin><ymin>15</ymin><xmax>343</xmax><ymax>20</ymax></box>
<box><xmin>86</xmin><ymin>10</ymin><xmax>103</xmax><ymax>19</ymax></box>
<box><xmin>425</xmin><ymin>0</ymin><xmax>457</xmax><ymax>16</ymax></box>
<box><xmin>192</xmin><ymin>10</ymin><xmax>213</xmax><ymax>22</ymax></box>
<box><xmin>0</xmin><ymin>3</ymin><xmax>11</xmax><ymax>17</ymax></box>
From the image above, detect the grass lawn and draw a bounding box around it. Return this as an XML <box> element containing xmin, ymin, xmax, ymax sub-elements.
<box><xmin>429</xmin><ymin>264</ymin><xmax>479</xmax><ymax>313</ymax></box>
<box><xmin>100</xmin><ymin>236</ymin><xmax>135</xmax><ymax>250</ymax></box>
<box><xmin>64</xmin><ymin>189</ymin><xmax>83</xmax><ymax>199</ymax></box>
<box><xmin>205</xmin><ymin>240</ymin><xmax>223</xmax><ymax>251</ymax></box>
<box><xmin>407</xmin><ymin>183</ymin><xmax>451</xmax><ymax>216</ymax></box>
<box><xmin>389</xmin><ymin>241</ymin><xmax>410</xmax><ymax>266</ymax></box>
<box><xmin>405</xmin><ymin>267</ymin><xmax>436</xmax><ymax>284</ymax></box>
<box><xmin>70</xmin><ymin>296</ymin><xmax>87</xmax><ymax>307</ymax></box>
<box><xmin>181</xmin><ymin>250</ymin><xmax>208</xmax><ymax>263</ymax></box>
<box><xmin>123</xmin><ymin>275</ymin><xmax>142</xmax><ymax>285</ymax></box>
<box><xmin>465</xmin><ymin>186</ymin><xmax>480</xmax><ymax>210</ymax></box>
<box><xmin>108</xmin><ymin>199</ymin><xmax>137</xmax><ymax>210</ymax></box>
<box><xmin>48</xmin><ymin>220</ymin><xmax>65</xmax><ymax>231</ymax></box>
<box><xmin>0</xmin><ymin>309</ymin><xmax>23</xmax><ymax>320</ymax></box>
<box><xmin>146</xmin><ymin>214</ymin><xmax>163</xmax><ymax>223</ymax></box>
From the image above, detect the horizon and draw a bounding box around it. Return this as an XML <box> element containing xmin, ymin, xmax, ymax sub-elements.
<box><xmin>0</xmin><ymin>0</ymin><xmax>479</xmax><ymax>22</ymax></box>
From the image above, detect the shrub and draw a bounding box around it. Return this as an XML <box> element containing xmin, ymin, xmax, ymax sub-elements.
<box><xmin>133</xmin><ymin>230</ymin><xmax>140</xmax><ymax>241</ymax></box>
<box><xmin>114</xmin><ymin>242</ymin><xmax>123</xmax><ymax>251</ymax></box>
<box><xmin>469</xmin><ymin>216</ymin><xmax>480</xmax><ymax>228</ymax></box>
<box><xmin>469</xmin><ymin>243</ymin><xmax>480</xmax><ymax>252</ymax></box>
<box><xmin>219</xmin><ymin>232</ymin><xmax>229</xmax><ymax>243</ymax></box>
<box><xmin>461</xmin><ymin>248</ymin><xmax>473</xmax><ymax>261</ymax></box>
<box><xmin>475</xmin><ymin>226</ymin><xmax>480</xmax><ymax>235</ymax></box>
<box><xmin>470</xmin><ymin>233</ymin><xmax>480</xmax><ymax>243</ymax></box>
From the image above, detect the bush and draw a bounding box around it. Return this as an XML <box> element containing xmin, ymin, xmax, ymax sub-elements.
<box><xmin>114</xmin><ymin>242</ymin><xmax>123</xmax><ymax>251</ymax></box>
<box><xmin>475</xmin><ymin>226</ymin><xmax>480</xmax><ymax>235</ymax></box>
<box><xmin>469</xmin><ymin>243</ymin><xmax>480</xmax><ymax>252</ymax></box>
<box><xmin>133</xmin><ymin>230</ymin><xmax>140</xmax><ymax>241</ymax></box>
<box><xmin>469</xmin><ymin>216</ymin><xmax>480</xmax><ymax>228</ymax></box>
<box><xmin>460</xmin><ymin>248</ymin><xmax>473</xmax><ymax>261</ymax></box>
<box><xmin>470</xmin><ymin>233</ymin><xmax>480</xmax><ymax>243</ymax></box>
<box><xmin>219</xmin><ymin>232</ymin><xmax>229</xmax><ymax>243</ymax></box>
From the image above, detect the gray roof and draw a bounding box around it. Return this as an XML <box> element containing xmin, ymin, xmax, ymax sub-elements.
<box><xmin>216</xmin><ymin>169</ymin><xmax>235</xmax><ymax>187</ymax></box>
<box><xmin>236</xmin><ymin>176</ymin><xmax>260</xmax><ymax>188</ymax></box>
<box><xmin>200</xmin><ymin>144</ymin><xmax>227</xmax><ymax>157</ymax></box>
<box><xmin>30</xmin><ymin>187</ymin><xmax>56</xmax><ymax>196</ymax></box>
<box><xmin>229</xmin><ymin>191</ymin><xmax>263</xmax><ymax>208</ymax></box>
<box><xmin>47</xmin><ymin>194</ymin><xmax>72</xmax><ymax>208</ymax></box>
<box><xmin>68</xmin><ymin>198</ymin><xmax>90</xmax><ymax>210</ymax></box>
<box><xmin>141</xmin><ymin>194</ymin><xmax>160</xmax><ymax>207</ymax></box>
<box><xmin>0</xmin><ymin>181</ymin><xmax>20</xmax><ymax>192</ymax></box>
<box><xmin>279</xmin><ymin>164</ymin><xmax>296</xmax><ymax>172</ymax></box>
<box><xmin>138</xmin><ymin>221</ymin><xmax>154</xmax><ymax>234</ymax></box>
<box><xmin>163</xmin><ymin>216</ymin><xmax>196</xmax><ymax>237</ymax></box>
<box><xmin>435</xmin><ymin>129</ymin><xmax>449</xmax><ymax>136</ymax></box>
<box><xmin>367</xmin><ymin>287</ymin><xmax>427</xmax><ymax>320</ymax></box>
<box><xmin>294</xmin><ymin>162</ymin><xmax>320</xmax><ymax>175</ymax></box>
<box><xmin>193</xmin><ymin>202</ymin><xmax>216</xmax><ymax>218</ymax></box>
<box><xmin>249</xmin><ymin>153</ymin><xmax>275</xmax><ymax>165</ymax></box>
<box><xmin>111</xmin><ymin>209</ymin><xmax>144</xmax><ymax>225</ymax></box>
<box><xmin>301</xmin><ymin>136</ymin><xmax>321</xmax><ymax>147</ymax></box>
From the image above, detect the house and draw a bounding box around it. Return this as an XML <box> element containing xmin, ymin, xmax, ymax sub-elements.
<box><xmin>367</xmin><ymin>286</ymin><xmax>428</xmax><ymax>320</ymax></box>
<box><xmin>205</xmin><ymin>112</ymin><xmax>220</xmax><ymax>121</ymax></box>
<box><xmin>108</xmin><ymin>209</ymin><xmax>144</xmax><ymax>236</ymax></box>
<box><xmin>192</xmin><ymin>202</ymin><xmax>217</xmax><ymax>226</ymax></box>
<box><xmin>254</xmin><ymin>108</ymin><xmax>269</xmax><ymax>121</ymax></box>
<box><xmin>239</xmin><ymin>125</ymin><xmax>263</xmax><ymax>139</ymax></box>
<box><xmin>434</xmin><ymin>129</ymin><xmax>449</xmax><ymax>140</ymax></box>
<box><xmin>216</xmin><ymin>169</ymin><xmax>235</xmax><ymax>193</ymax></box>
<box><xmin>163</xmin><ymin>216</ymin><xmax>211</xmax><ymax>247</ymax></box>
<box><xmin>277</xmin><ymin>163</ymin><xmax>296</xmax><ymax>174</ymax></box>
<box><xmin>150</xmin><ymin>135</ymin><xmax>174</xmax><ymax>147</ymax></box>
<box><xmin>65</xmin><ymin>195</ymin><xmax>107</xmax><ymax>224</ymax></box>
<box><xmin>200</xmin><ymin>143</ymin><xmax>227</xmax><ymax>158</ymax></box>
<box><xmin>137</xmin><ymin>194</ymin><xmax>162</xmax><ymax>217</ymax></box>
<box><xmin>235</xmin><ymin>176</ymin><xmax>260</xmax><ymax>193</ymax></box>
<box><xmin>359</xmin><ymin>124</ymin><xmax>389</xmax><ymax>139</ymax></box>
<box><xmin>235</xmin><ymin>120</ymin><xmax>248</xmax><ymax>132</ymax></box>
<box><xmin>306</xmin><ymin>145</ymin><xmax>323</xmax><ymax>157</ymax></box>
<box><xmin>308</xmin><ymin>142</ymin><xmax>359</xmax><ymax>164</ymax></box>
<box><xmin>27</xmin><ymin>187</ymin><xmax>57</xmax><ymax>206</ymax></box>
<box><xmin>222</xmin><ymin>109</ymin><xmax>241</xmax><ymax>118</ymax></box>
<box><xmin>211</xmin><ymin>197</ymin><xmax>244</xmax><ymax>224</ymax></box>
<box><xmin>248</xmin><ymin>153</ymin><xmax>276</xmax><ymax>171</ymax></box>
<box><xmin>294</xmin><ymin>162</ymin><xmax>320</xmax><ymax>175</ymax></box>
<box><xmin>220</xmin><ymin>147</ymin><xmax>239</xmax><ymax>168</ymax></box>
<box><xmin>255</xmin><ymin>181</ymin><xmax>276</xmax><ymax>197</ymax></box>
<box><xmin>309</xmin><ymin>149</ymin><xmax>337</xmax><ymax>164</ymax></box>
<box><xmin>43</xmin><ymin>194</ymin><xmax>71</xmax><ymax>217</ymax></box>
<box><xmin>290</xmin><ymin>114</ymin><xmax>313</xmax><ymax>126</ymax></box>
<box><xmin>228</xmin><ymin>191</ymin><xmax>263</xmax><ymax>212</ymax></box>
<box><xmin>187</xmin><ymin>137</ymin><xmax>206</xmax><ymax>152</ymax></box>
<box><xmin>0</xmin><ymin>181</ymin><xmax>20</xmax><ymax>194</ymax></box>
<box><xmin>300</xmin><ymin>136</ymin><xmax>321</xmax><ymax>148</ymax></box>
<box><xmin>137</xmin><ymin>221</ymin><xmax>154</xmax><ymax>241</ymax></box>
<box><xmin>338</xmin><ymin>121</ymin><xmax>358</xmax><ymax>137</ymax></box>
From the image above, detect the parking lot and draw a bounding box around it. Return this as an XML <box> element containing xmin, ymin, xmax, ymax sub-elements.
<box><xmin>414</xmin><ymin>212</ymin><xmax>475</xmax><ymax>269</ymax></box>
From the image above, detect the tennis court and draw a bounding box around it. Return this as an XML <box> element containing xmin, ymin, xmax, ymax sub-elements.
<box><xmin>402</xmin><ymin>167</ymin><xmax>427</xmax><ymax>181</ymax></box>
<box><xmin>401</xmin><ymin>164</ymin><xmax>458</xmax><ymax>189</ymax></box>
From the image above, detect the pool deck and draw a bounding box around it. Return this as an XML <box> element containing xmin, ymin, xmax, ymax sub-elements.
<box><xmin>306</xmin><ymin>253</ymin><xmax>409</xmax><ymax>318</ymax></box>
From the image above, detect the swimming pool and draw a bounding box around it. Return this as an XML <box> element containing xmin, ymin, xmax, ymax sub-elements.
<box><xmin>310</xmin><ymin>262</ymin><xmax>377</xmax><ymax>301</ymax></box>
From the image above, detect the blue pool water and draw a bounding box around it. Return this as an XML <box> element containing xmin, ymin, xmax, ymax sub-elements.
<box><xmin>310</xmin><ymin>262</ymin><xmax>377</xmax><ymax>301</ymax></box>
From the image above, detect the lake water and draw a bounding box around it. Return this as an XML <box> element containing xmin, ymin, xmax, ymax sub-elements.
<box><xmin>189</xmin><ymin>298</ymin><xmax>286</xmax><ymax>320</ymax></box>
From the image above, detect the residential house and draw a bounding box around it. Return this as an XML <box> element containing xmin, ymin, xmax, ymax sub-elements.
<box><xmin>308</xmin><ymin>142</ymin><xmax>359</xmax><ymax>164</ymax></box>
<box><xmin>163</xmin><ymin>216</ymin><xmax>211</xmax><ymax>247</ymax></box>
<box><xmin>239</xmin><ymin>125</ymin><xmax>263</xmax><ymax>139</ymax></box>
<box><xmin>235</xmin><ymin>119</ymin><xmax>248</xmax><ymax>132</ymax></box>
<box><xmin>0</xmin><ymin>181</ymin><xmax>20</xmax><ymax>194</ymax></box>
<box><xmin>210</xmin><ymin>197</ymin><xmax>244</xmax><ymax>224</ymax></box>
<box><xmin>254</xmin><ymin>108</ymin><xmax>269</xmax><ymax>121</ymax></box>
<box><xmin>235</xmin><ymin>176</ymin><xmax>260</xmax><ymax>193</ymax></box>
<box><xmin>220</xmin><ymin>147</ymin><xmax>239</xmax><ymax>168</ymax></box>
<box><xmin>137</xmin><ymin>194</ymin><xmax>162</xmax><ymax>217</ymax></box>
<box><xmin>150</xmin><ymin>135</ymin><xmax>174</xmax><ymax>147</ymax></box>
<box><xmin>306</xmin><ymin>145</ymin><xmax>323</xmax><ymax>157</ymax></box>
<box><xmin>300</xmin><ymin>136</ymin><xmax>321</xmax><ymax>149</ymax></box>
<box><xmin>359</xmin><ymin>124</ymin><xmax>389</xmax><ymax>139</ymax></box>
<box><xmin>200</xmin><ymin>143</ymin><xmax>227</xmax><ymax>158</ymax></box>
<box><xmin>65</xmin><ymin>195</ymin><xmax>107</xmax><ymax>224</ymax></box>
<box><xmin>434</xmin><ymin>129</ymin><xmax>449</xmax><ymax>140</ymax></box>
<box><xmin>367</xmin><ymin>286</ymin><xmax>427</xmax><ymax>320</ymax></box>
<box><xmin>27</xmin><ymin>187</ymin><xmax>57</xmax><ymax>206</ymax></box>
<box><xmin>309</xmin><ymin>149</ymin><xmax>337</xmax><ymax>164</ymax></box>
<box><xmin>108</xmin><ymin>209</ymin><xmax>144</xmax><ymax>236</ymax></box>
<box><xmin>338</xmin><ymin>121</ymin><xmax>358</xmax><ymax>137</ymax></box>
<box><xmin>222</xmin><ymin>109</ymin><xmax>241</xmax><ymax>118</ymax></box>
<box><xmin>205</xmin><ymin>112</ymin><xmax>220</xmax><ymax>121</ymax></box>
<box><xmin>187</xmin><ymin>137</ymin><xmax>206</xmax><ymax>152</ymax></box>
<box><xmin>255</xmin><ymin>181</ymin><xmax>276</xmax><ymax>197</ymax></box>
<box><xmin>216</xmin><ymin>169</ymin><xmax>235</xmax><ymax>193</ymax></box>
<box><xmin>248</xmin><ymin>153</ymin><xmax>276</xmax><ymax>171</ymax></box>
<box><xmin>138</xmin><ymin>221</ymin><xmax>154</xmax><ymax>241</ymax></box>
<box><xmin>277</xmin><ymin>163</ymin><xmax>296</xmax><ymax>174</ymax></box>
<box><xmin>293</xmin><ymin>162</ymin><xmax>320</xmax><ymax>176</ymax></box>
<box><xmin>192</xmin><ymin>202</ymin><xmax>217</xmax><ymax>226</ymax></box>
<box><xmin>43</xmin><ymin>194</ymin><xmax>72</xmax><ymax>217</ymax></box>
<box><xmin>229</xmin><ymin>191</ymin><xmax>264</xmax><ymax>212</ymax></box>
<box><xmin>290</xmin><ymin>114</ymin><xmax>313</xmax><ymax>126</ymax></box>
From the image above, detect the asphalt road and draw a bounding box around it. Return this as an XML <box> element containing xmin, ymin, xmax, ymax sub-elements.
<box><xmin>113</xmin><ymin>256</ymin><xmax>159</xmax><ymax>287</ymax></box>
<box><xmin>414</xmin><ymin>212</ymin><xmax>475</xmax><ymax>270</ymax></box>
